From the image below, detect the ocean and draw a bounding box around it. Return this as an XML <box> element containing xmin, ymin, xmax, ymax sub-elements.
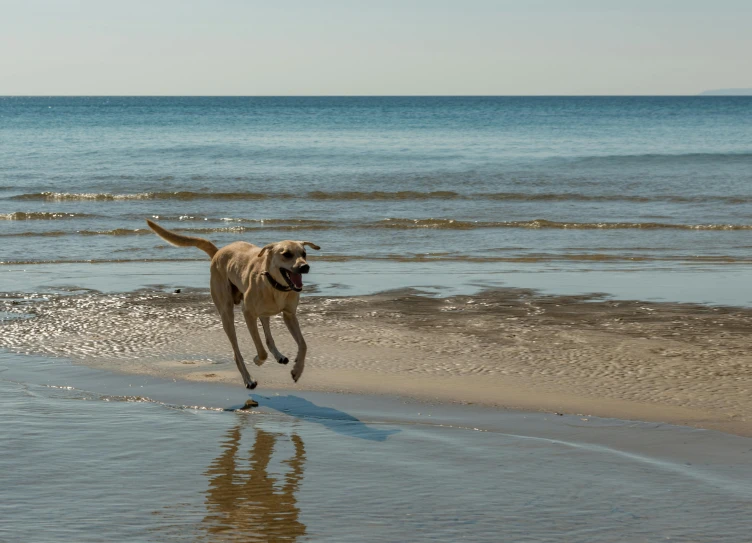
<box><xmin>2</xmin><ymin>96</ymin><xmax>752</xmax><ymax>303</ymax></box>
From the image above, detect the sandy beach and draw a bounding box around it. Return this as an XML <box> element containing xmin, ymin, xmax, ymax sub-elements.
<box><xmin>3</xmin><ymin>286</ymin><xmax>752</xmax><ymax>437</ymax></box>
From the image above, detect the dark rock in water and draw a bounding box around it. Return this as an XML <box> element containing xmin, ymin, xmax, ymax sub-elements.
<box><xmin>173</xmin><ymin>288</ymin><xmax>181</xmax><ymax>294</ymax></box>
<box><xmin>223</xmin><ymin>398</ymin><xmax>259</xmax><ymax>412</ymax></box>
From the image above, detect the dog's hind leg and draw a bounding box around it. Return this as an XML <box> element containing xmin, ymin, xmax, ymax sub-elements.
<box><xmin>282</xmin><ymin>311</ymin><xmax>307</xmax><ymax>382</ymax></box>
<box><xmin>211</xmin><ymin>280</ymin><xmax>257</xmax><ymax>389</ymax></box>
<box><xmin>260</xmin><ymin>316</ymin><xmax>289</xmax><ymax>365</ymax></box>
<box><xmin>242</xmin><ymin>307</ymin><xmax>269</xmax><ymax>368</ymax></box>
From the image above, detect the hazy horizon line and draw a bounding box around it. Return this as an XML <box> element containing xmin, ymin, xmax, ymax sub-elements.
<box><xmin>3</xmin><ymin>93</ymin><xmax>751</xmax><ymax>98</ymax></box>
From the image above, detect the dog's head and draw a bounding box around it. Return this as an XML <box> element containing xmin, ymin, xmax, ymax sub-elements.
<box><xmin>258</xmin><ymin>240</ymin><xmax>320</xmax><ymax>292</ymax></box>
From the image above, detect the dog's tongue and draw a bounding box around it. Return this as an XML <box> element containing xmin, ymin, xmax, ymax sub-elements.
<box><xmin>290</xmin><ymin>272</ymin><xmax>303</xmax><ymax>289</ymax></box>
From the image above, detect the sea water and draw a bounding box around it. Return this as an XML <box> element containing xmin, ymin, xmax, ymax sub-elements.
<box><xmin>1</xmin><ymin>96</ymin><xmax>751</xmax><ymax>303</ymax></box>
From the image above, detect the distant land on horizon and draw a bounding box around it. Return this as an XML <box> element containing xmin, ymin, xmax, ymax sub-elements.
<box><xmin>699</xmin><ymin>88</ymin><xmax>752</xmax><ymax>96</ymax></box>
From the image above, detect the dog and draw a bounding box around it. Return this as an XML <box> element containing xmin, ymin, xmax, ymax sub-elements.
<box><xmin>146</xmin><ymin>219</ymin><xmax>319</xmax><ymax>389</ymax></box>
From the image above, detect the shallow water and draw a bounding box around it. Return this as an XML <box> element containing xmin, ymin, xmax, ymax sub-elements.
<box><xmin>2</xmin><ymin>351</ymin><xmax>752</xmax><ymax>542</ymax></box>
<box><xmin>5</xmin><ymin>259</ymin><xmax>752</xmax><ymax>307</ymax></box>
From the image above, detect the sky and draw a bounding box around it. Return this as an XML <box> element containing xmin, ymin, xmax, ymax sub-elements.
<box><xmin>1</xmin><ymin>0</ymin><xmax>750</xmax><ymax>96</ymax></box>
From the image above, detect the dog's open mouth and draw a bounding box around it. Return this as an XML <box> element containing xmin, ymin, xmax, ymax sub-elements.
<box><xmin>280</xmin><ymin>268</ymin><xmax>303</xmax><ymax>291</ymax></box>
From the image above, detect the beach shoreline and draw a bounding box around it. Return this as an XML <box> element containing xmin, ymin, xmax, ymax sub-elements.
<box><xmin>3</xmin><ymin>286</ymin><xmax>752</xmax><ymax>437</ymax></box>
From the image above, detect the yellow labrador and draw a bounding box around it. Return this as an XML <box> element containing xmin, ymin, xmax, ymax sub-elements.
<box><xmin>146</xmin><ymin>219</ymin><xmax>319</xmax><ymax>389</ymax></box>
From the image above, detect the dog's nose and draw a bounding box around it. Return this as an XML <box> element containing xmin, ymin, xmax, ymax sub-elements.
<box><xmin>298</xmin><ymin>264</ymin><xmax>310</xmax><ymax>274</ymax></box>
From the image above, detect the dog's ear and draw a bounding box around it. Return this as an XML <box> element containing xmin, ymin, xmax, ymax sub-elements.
<box><xmin>257</xmin><ymin>243</ymin><xmax>275</xmax><ymax>258</ymax></box>
<box><xmin>300</xmin><ymin>241</ymin><xmax>321</xmax><ymax>250</ymax></box>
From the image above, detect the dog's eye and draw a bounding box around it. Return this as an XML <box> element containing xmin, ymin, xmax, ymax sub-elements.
<box><xmin>281</xmin><ymin>250</ymin><xmax>292</xmax><ymax>258</ymax></box>
<box><xmin>302</xmin><ymin>251</ymin><xmax>307</xmax><ymax>258</ymax></box>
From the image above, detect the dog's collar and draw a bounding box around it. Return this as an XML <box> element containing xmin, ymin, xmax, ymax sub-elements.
<box><xmin>263</xmin><ymin>271</ymin><xmax>301</xmax><ymax>292</ymax></box>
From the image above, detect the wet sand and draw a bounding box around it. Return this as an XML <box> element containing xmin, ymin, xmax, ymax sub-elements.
<box><xmin>3</xmin><ymin>351</ymin><xmax>752</xmax><ymax>542</ymax></box>
<box><xmin>2</xmin><ymin>286</ymin><xmax>752</xmax><ymax>437</ymax></box>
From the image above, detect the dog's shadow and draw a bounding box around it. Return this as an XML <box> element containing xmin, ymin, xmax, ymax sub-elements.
<box><xmin>237</xmin><ymin>394</ymin><xmax>400</xmax><ymax>442</ymax></box>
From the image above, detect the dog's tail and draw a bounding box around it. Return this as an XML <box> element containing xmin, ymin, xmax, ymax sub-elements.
<box><xmin>145</xmin><ymin>219</ymin><xmax>219</xmax><ymax>258</ymax></box>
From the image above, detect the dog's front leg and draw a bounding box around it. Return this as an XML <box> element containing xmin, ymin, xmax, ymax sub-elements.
<box><xmin>260</xmin><ymin>316</ymin><xmax>289</xmax><ymax>365</ymax></box>
<box><xmin>282</xmin><ymin>311</ymin><xmax>306</xmax><ymax>382</ymax></box>
<box><xmin>243</xmin><ymin>309</ymin><xmax>268</xmax><ymax>366</ymax></box>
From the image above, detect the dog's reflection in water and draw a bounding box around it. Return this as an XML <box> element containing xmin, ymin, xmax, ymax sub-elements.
<box><xmin>202</xmin><ymin>422</ymin><xmax>306</xmax><ymax>542</ymax></box>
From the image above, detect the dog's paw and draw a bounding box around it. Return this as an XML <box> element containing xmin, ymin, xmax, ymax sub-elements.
<box><xmin>290</xmin><ymin>368</ymin><xmax>302</xmax><ymax>383</ymax></box>
<box><xmin>253</xmin><ymin>354</ymin><xmax>266</xmax><ymax>366</ymax></box>
<box><xmin>245</xmin><ymin>380</ymin><xmax>258</xmax><ymax>390</ymax></box>
<box><xmin>277</xmin><ymin>356</ymin><xmax>289</xmax><ymax>365</ymax></box>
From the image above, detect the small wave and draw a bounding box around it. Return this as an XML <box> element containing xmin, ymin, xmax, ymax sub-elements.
<box><xmin>482</xmin><ymin>193</ymin><xmax>651</xmax><ymax>202</ymax></box>
<box><xmin>180</xmin><ymin>224</ymin><xmax>334</xmax><ymax>233</ymax></box>
<box><xmin>559</xmin><ymin>152</ymin><xmax>752</xmax><ymax>166</ymax></box>
<box><xmin>3</xmin><ymin>253</ymin><xmax>752</xmax><ymax>266</ymax></box>
<box><xmin>0</xmin><ymin>229</ymin><xmax>150</xmax><ymax>238</ymax></box>
<box><xmin>10</xmin><ymin>192</ymin><xmax>151</xmax><ymax>201</ymax></box>
<box><xmin>376</xmin><ymin>218</ymin><xmax>482</xmax><ymax>230</ymax></box>
<box><xmin>511</xmin><ymin>220</ymin><xmax>752</xmax><ymax>230</ymax></box>
<box><xmin>0</xmin><ymin>230</ymin><xmax>69</xmax><ymax>237</ymax></box>
<box><xmin>0</xmin><ymin>223</ymin><xmax>335</xmax><ymax>237</ymax></box>
<box><xmin>76</xmin><ymin>226</ymin><xmax>333</xmax><ymax>236</ymax></box>
<box><xmin>0</xmin><ymin>258</ymin><xmax>204</xmax><ymax>265</ymax></box>
<box><xmin>374</xmin><ymin>218</ymin><xmax>752</xmax><ymax>230</ymax></box>
<box><xmin>40</xmin><ymin>385</ymin><xmax>226</xmax><ymax>411</ymax></box>
<box><xmin>78</xmin><ymin>228</ymin><xmax>153</xmax><ymax>236</ymax></box>
<box><xmin>10</xmin><ymin>189</ymin><xmax>752</xmax><ymax>204</ymax></box>
<box><xmin>9</xmin><ymin>191</ymin><xmax>273</xmax><ymax>202</ymax></box>
<box><xmin>3</xmin><ymin>219</ymin><xmax>752</xmax><ymax>237</ymax></box>
<box><xmin>143</xmin><ymin>215</ymin><xmax>332</xmax><ymax>226</ymax></box>
<box><xmin>307</xmin><ymin>190</ymin><xmax>462</xmax><ymax>200</ymax></box>
<box><xmin>478</xmin><ymin>192</ymin><xmax>752</xmax><ymax>203</ymax></box>
<box><xmin>10</xmin><ymin>190</ymin><xmax>461</xmax><ymax>202</ymax></box>
<box><xmin>0</xmin><ymin>212</ymin><xmax>97</xmax><ymax>220</ymax></box>
<box><xmin>322</xmin><ymin>253</ymin><xmax>752</xmax><ymax>264</ymax></box>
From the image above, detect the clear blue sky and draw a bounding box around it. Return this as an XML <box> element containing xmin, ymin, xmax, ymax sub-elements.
<box><xmin>1</xmin><ymin>0</ymin><xmax>750</xmax><ymax>95</ymax></box>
